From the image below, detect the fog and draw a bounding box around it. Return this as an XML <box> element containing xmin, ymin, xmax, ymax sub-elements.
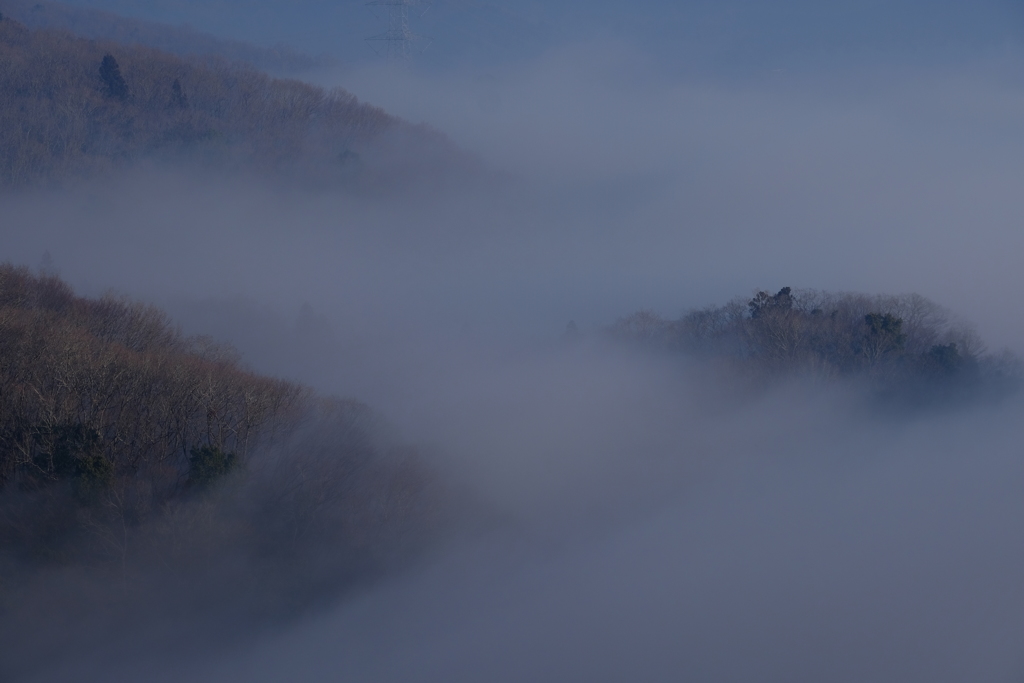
<box><xmin>4</xmin><ymin>5</ymin><xmax>1024</xmax><ymax>681</ymax></box>
<box><xmin>163</xmin><ymin>393</ymin><xmax>1024</xmax><ymax>683</ymax></box>
<box><xmin>6</xmin><ymin>43</ymin><xmax>1024</xmax><ymax>350</ymax></box>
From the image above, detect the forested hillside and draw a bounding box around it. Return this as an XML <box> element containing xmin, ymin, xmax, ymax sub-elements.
<box><xmin>0</xmin><ymin>15</ymin><xmax>452</xmax><ymax>187</ymax></box>
<box><xmin>612</xmin><ymin>287</ymin><xmax>1020</xmax><ymax>403</ymax></box>
<box><xmin>0</xmin><ymin>264</ymin><xmax>440</xmax><ymax>652</ymax></box>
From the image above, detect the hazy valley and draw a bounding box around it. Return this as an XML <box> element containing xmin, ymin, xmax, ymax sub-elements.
<box><xmin>3</xmin><ymin>2</ymin><xmax>1024</xmax><ymax>681</ymax></box>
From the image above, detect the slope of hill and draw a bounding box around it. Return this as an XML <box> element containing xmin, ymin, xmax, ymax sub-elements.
<box><xmin>0</xmin><ymin>0</ymin><xmax>331</xmax><ymax>72</ymax></box>
<box><xmin>0</xmin><ymin>264</ymin><xmax>441</xmax><ymax>663</ymax></box>
<box><xmin>0</xmin><ymin>16</ymin><xmax>461</xmax><ymax>187</ymax></box>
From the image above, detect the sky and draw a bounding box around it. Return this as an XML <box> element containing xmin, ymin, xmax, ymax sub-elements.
<box><xmin>44</xmin><ymin>0</ymin><xmax>1024</xmax><ymax>70</ymax></box>
<box><xmin>4</xmin><ymin>2</ymin><xmax>1024</xmax><ymax>681</ymax></box>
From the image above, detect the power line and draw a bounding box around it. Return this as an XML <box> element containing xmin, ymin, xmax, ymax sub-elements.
<box><xmin>365</xmin><ymin>0</ymin><xmax>429</xmax><ymax>61</ymax></box>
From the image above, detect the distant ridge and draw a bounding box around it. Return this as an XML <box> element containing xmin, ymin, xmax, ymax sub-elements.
<box><xmin>0</xmin><ymin>14</ymin><xmax>466</xmax><ymax>188</ymax></box>
<box><xmin>611</xmin><ymin>287</ymin><xmax>1021</xmax><ymax>407</ymax></box>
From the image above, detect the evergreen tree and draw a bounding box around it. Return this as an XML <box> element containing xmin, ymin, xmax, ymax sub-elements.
<box><xmin>863</xmin><ymin>312</ymin><xmax>906</xmax><ymax>359</ymax></box>
<box><xmin>187</xmin><ymin>445</ymin><xmax>237</xmax><ymax>489</ymax></box>
<box><xmin>749</xmin><ymin>287</ymin><xmax>793</xmax><ymax>319</ymax></box>
<box><xmin>99</xmin><ymin>54</ymin><xmax>128</xmax><ymax>101</ymax></box>
<box><xmin>171</xmin><ymin>78</ymin><xmax>188</xmax><ymax>109</ymax></box>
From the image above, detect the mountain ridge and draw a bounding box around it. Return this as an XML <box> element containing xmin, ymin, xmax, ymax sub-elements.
<box><xmin>0</xmin><ymin>14</ymin><xmax>469</xmax><ymax>188</ymax></box>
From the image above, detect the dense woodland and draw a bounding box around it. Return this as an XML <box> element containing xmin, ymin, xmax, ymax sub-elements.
<box><xmin>0</xmin><ymin>265</ymin><xmax>439</xmax><ymax>646</ymax></box>
<box><xmin>611</xmin><ymin>287</ymin><xmax>1020</xmax><ymax>402</ymax></box>
<box><xmin>0</xmin><ymin>15</ymin><xmax>454</xmax><ymax>187</ymax></box>
<box><xmin>0</xmin><ymin>264</ymin><xmax>306</xmax><ymax>492</ymax></box>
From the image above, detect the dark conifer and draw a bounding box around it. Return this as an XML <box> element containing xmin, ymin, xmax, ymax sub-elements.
<box><xmin>171</xmin><ymin>78</ymin><xmax>188</xmax><ymax>109</ymax></box>
<box><xmin>99</xmin><ymin>54</ymin><xmax>128</xmax><ymax>100</ymax></box>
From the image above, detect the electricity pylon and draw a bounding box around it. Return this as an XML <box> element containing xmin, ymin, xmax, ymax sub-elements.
<box><xmin>365</xmin><ymin>0</ymin><xmax>428</xmax><ymax>61</ymax></box>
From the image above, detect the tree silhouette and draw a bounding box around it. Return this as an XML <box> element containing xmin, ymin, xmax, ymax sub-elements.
<box><xmin>99</xmin><ymin>54</ymin><xmax>128</xmax><ymax>100</ymax></box>
<box><xmin>748</xmin><ymin>287</ymin><xmax>793</xmax><ymax>319</ymax></box>
<box><xmin>187</xmin><ymin>445</ymin><xmax>236</xmax><ymax>489</ymax></box>
<box><xmin>924</xmin><ymin>343</ymin><xmax>963</xmax><ymax>376</ymax></box>
<box><xmin>171</xmin><ymin>78</ymin><xmax>188</xmax><ymax>109</ymax></box>
<box><xmin>862</xmin><ymin>312</ymin><xmax>906</xmax><ymax>360</ymax></box>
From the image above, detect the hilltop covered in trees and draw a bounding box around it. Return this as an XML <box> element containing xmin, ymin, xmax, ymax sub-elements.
<box><xmin>611</xmin><ymin>287</ymin><xmax>1020</xmax><ymax>404</ymax></box>
<box><xmin>0</xmin><ymin>14</ymin><xmax>460</xmax><ymax>187</ymax></box>
<box><xmin>0</xmin><ymin>265</ymin><xmax>441</xmax><ymax>668</ymax></box>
